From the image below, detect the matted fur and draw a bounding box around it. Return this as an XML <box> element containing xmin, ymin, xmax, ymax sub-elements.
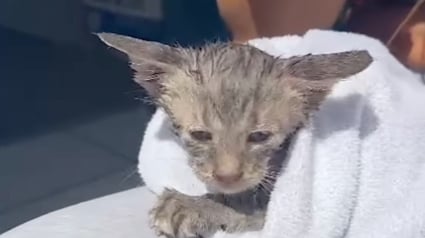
<box><xmin>98</xmin><ymin>33</ymin><xmax>372</xmax><ymax>237</ymax></box>
<box><xmin>98</xmin><ymin>33</ymin><xmax>372</xmax><ymax>194</ymax></box>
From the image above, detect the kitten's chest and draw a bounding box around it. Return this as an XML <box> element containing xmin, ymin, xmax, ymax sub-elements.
<box><xmin>211</xmin><ymin>188</ymin><xmax>271</xmax><ymax>215</ymax></box>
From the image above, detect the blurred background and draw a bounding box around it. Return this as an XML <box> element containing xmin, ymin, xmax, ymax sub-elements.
<box><xmin>0</xmin><ymin>0</ymin><xmax>423</xmax><ymax>234</ymax></box>
<box><xmin>0</xmin><ymin>0</ymin><xmax>229</xmax><ymax>233</ymax></box>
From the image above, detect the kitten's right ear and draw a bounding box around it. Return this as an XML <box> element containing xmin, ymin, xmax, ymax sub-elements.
<box><xmin>97</xmin><ymin>33</ymin><xmax>182</xmax><ymax>98</ymax></box>
<box><xmin>282</xmin><ymin>50</ymin><xmax>373</xmax><ymax>111</ymax></box>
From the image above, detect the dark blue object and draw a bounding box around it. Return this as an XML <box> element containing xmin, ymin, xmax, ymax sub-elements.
<box><xmin>84</xmin><ymin>0</ymin><xmax>230</xmax><ymax>45</ymax></box>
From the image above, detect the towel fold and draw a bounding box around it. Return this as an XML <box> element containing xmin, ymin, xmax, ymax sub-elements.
<box><xmin>138</xmin><ymin>29</ymin><xmax>425</xmax><ymax>238</ymax></box>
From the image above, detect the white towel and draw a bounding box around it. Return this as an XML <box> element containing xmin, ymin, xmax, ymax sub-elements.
<box><xmin>138</xmin><ymin>29</ymin><xmax>425</xmax><ymax>238</ymax></box>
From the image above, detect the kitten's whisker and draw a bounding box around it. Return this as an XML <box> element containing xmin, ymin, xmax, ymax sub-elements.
<box><xmin>120</xmin><ymin>168</ymin><xmax>139</xmax><ymax>184</ymax></box>
<box><xmin>258</xmin><ymin>175</ymin><xmax>276</xmax><ymax>195</ymax></box>
<box><xmin>261</xmin><ymin>180</ymin><xmax>274</xmax><ymax>189</ymax></box>
<box><xmin>263</xmin><ymin>174</ymin><xmax>277</xmax><ymax>181</ymax></box>
<box><xmin>258</xmin><ymin>182</ymin><xmax>273</xmax><ymax>194</ymax></box>
<box><xmin>133</xmin><ymin>97</ymin><xmax>147</xmax><ymax>102</ymax></box>
<box><xmin>131</xmin><ymin>95</ymin><xmax>155</xmax><ymax>104</ymax></box>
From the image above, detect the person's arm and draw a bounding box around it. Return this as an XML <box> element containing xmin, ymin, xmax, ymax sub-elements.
<box><xmin>217</xmin><ymin>0</ymin><xmax>347</xmax><ymax>42</ymax></box>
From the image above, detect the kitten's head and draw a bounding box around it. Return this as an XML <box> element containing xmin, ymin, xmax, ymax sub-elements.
<box><xmin>98</xmin><ymin>33</ymin><xmax>372</xmax><ymax>194</ymax></box>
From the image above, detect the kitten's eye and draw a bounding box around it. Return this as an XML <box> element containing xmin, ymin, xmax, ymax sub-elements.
<box><xmin>190</xmin><ymin>130</ymin><xmax>212</xmax><ymax>142</ymax></box>
<box><xmin>247</xmin><ymin>131</ymin><xmax>272</xmax><ymax>143</ymax></box>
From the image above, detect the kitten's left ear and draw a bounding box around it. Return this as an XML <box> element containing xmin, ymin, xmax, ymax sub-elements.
<box><xmin>283</xmin><ymin>50</ymin><xmax>373</xmax><ymax>110</ymax></box>
<box><xmin>97</xmin><ymin>32</ymin><xmax>183</xmax><ymax>98</ymax></box>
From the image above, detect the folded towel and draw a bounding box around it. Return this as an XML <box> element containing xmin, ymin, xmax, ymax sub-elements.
<box><xmin>138</xmin><ymin>29</ymin><xmax>425</xmax><ymax>238</ymax></box>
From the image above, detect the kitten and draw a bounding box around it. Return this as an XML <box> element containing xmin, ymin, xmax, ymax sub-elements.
<box><xmin>98</xmin><ymin>33</ymin><xmax>372</xmax><ymax>238</ymax></box>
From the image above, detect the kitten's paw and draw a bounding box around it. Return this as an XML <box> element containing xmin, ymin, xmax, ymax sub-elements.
<box><xmin>149</xmin><ymin>189</ymin><xmax>222</xmax><ymax>238</ymax></box>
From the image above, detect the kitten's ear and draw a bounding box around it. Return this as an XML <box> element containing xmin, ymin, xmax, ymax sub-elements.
<box><xmin>283</xmin><ymin>50</ymin><xmax>373</xmax><ymax>110</ymax></box>
<box><xmin>97</xmin><ymin>33</ymin><xmax>182</xmax><ymax>98</ymax></box>
<box><xmin>285</xmin><ymin>50</ymin><xmax>373</xmax><ymax>81</ymax></box>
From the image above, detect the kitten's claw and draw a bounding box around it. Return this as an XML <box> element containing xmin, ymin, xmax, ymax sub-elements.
<box><xmin>149</xmin><ymin>190</ymin><xmax>221</xmax><ymax>238</ymax></box>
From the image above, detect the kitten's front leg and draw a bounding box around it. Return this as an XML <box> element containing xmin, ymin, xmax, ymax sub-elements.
<box><xmin>149</xmin><ymin>189</ymin><xmax>264</xmax><ymax>238</ymax></box>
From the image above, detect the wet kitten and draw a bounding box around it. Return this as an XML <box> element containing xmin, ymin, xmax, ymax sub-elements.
<box><xmin>98</xmin><ymin>33</ymin><xmax>372</xmax><ymax>238</ymax></box>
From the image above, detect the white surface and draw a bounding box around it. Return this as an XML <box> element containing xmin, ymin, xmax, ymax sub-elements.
<box><xmin>139</xmin><ymin>30</ymin><xmax>425</xmax><ymax>238</ymax></box>
<box><xmin>1</xmin><ymin>187</ymin><xmax>157</xmax><ymax>238</ymax></box>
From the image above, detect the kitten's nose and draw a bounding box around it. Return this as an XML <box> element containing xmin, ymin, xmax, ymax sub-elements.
<box><xmin>213</xmin><ymin>172</ymin><xmax>243</xmax><ymax>184</ymax></box>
